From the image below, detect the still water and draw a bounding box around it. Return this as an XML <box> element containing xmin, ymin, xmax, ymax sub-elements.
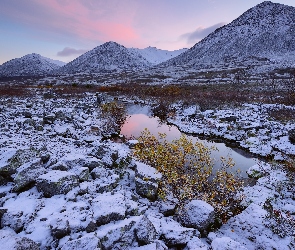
<box><xmin>121</xmin><ymin>105</ymin><xmax>258</xmax><ymax>178</ymax></box>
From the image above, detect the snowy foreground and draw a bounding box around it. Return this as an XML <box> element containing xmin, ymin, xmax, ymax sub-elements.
<box><xmin>0</xmin><ymin>93</ymin><xmax>294</xmax><ymax>249</ymax></box>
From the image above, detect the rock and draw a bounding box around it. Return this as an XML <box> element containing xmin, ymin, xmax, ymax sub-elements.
<box><xmin>70</xmin><ymin>167</ymin><xmax>89</xmax><ymax>182</ymax></box>
<box><xmin>36</xmin><ymin>170</ymin><xmax>79</xmax><ymax>197</ymax></box>
<box><xmin>90</xmin><ymin>168</ymin><xmax>119</xmax><ymax>193</ymax></box>
<box><xmin>178</xmin><ymin>200</ymin><xmax>215</xmax><ymax>233</ymax></box>
<box><xmin>288</xmin><ymin>129</ymin><xmax>295</xmax><ymax>144</ymax></box>
<box><xmin>0</xmin><ymin>148</ymin><xmax>39</xmax><ymax>176</ymax></box>
<box><xmin>220</xmin><ymin>116</ymin><xmax>237</xmax><ymax>122</ymax></box>
<box><xmin>50</xmin><ymin>218</ymin><xmax>71</xmax><ymax>239</ymax></box>
<box><xmin>184</xmin><ymin>237</ymin><xmax>208</xmax><ymax>250</ymax></box>
<box><xmin>23</xmin><ymin>111</ymin><xmax>32</xmax><ymax>118</ymax></box>
<box><xmin>43</xmin><ymin>113</ymin><xmax>56</xmax><ymax>124</ymax></box>
<box><xmin>0</xmin><ymin>208</ymin><xmax>8</xmax><ymax>225</ymax></box>
<box><xmin>13</xmin><ymin>160</ymin><xmax>46</xmax><ymax>192</ymax></box>
<box><xmin>85</xmin><ymin>221</ymin><xmax>97</xmax><ymax>233</ymax></box>
<box><xmin>161</xmin><ymin>217</ymin><xmax>200</xmax><ymax>247</ymax></box>
<box><xmin>135</xmin><ymin>215</ymin><xmax>157</xmax><ymax>244</ymax></box>
<box><xmin>92</xmin><ymin>192</ymin><xmax>126</xmax><ymax>226</ymax></box>
<box><xmin>131</xmin><ymin>240</ymin><xmax>168</xmax><ymax>250</ymax></box>
<box><xmin>1</xmin><ymin>210</ymin><xmax>25</xmax><ymax>233</ymax></box>
<box><xmin>211</xmin><ymin>237</ymin><xmax>248</xmax><ymax>250</ymax></box>
<box><xmin>158</xmin><ymin>200</ymin><xmax>176</xmax><ymax>216</ymax></box>
<box><xmin>135</xmin><ymin>162</ymin><xmax>162</xmax><ymax>201</ymax></box>
<box><xmin>97</xmin><ymin>217</ymin><xmax>138</xmax><ymax>250</ymax></box>
<box><xmin>84</xmin><ymin>159</ymin><xmax>105</xmax><ymax>171</ymax></box>
<box><xmin>60</xmin><ymin>233</ymin><xmax>100</xmax><ymax>250</ymax></box>
<box><xmin>40</xmin><ymin>153</ymin><xmax>50</xmax><ymax>164</ymax></box>
<box><xmin>247</xmin><ymin>163</ymin><xmax>271</xmax><ymax>179</ymax></box>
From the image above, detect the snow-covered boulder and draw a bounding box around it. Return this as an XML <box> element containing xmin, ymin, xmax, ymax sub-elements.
<box><xmin>135</xmin><ymin>162</ymin><xmax>162</xmax><ymax>201</ymax></box>
<box><xmin>0</xmin><ymin>148</ymin><xmax>39</xmax><ymax>176</ymax></box>
<box><xmin>178</xmin><ymin>200</ymin><xmax>215</xmax><ymax>233</ymax></box>
<box><xmin>135</xmin><ymin>215</ymin><xmax>157</xmax><ymax>244</ymax></box>
<box><xmin>184</xmin><ymin>237</ymin><xmax>208</xmax><ymax>250</ymax></box>
<box><xmin>50</xmin><ymin>218</ymin><xmax>71</xmax><ymax>239</ymax></box>
<box><xmin>288</xmin><ymin>129</ymin><xmax>295</xmax><ymax>144</ymax></box>
<box><xmin>36</xmin><ymin>170</ymin><xmax>79</xmax><ymax>197</ymax></box>
<box><xmin>90</xmin><ymin>168</ymin><xmax>120</xmax><ymax>193</ymax></box>
<box><xmin>0</xmin><ymin>228</ymin><xmax>39</xmax><ymax>249</ymax></box>
<box><xmin>161</xmin><ymin>217</ymin><xmax>200</xmax><ymax>247</ymax></box>
<box><xmin>92</xmin><ymin>192</ymin><xmax>126</xmax><ymax>226</ymax></box>
<box><xmin>211</xmin><ymin>237</ymin><xmax>248</xmax><ymax>250</ymax></box>
<box><xmin>247</xmin><ymin>163</ymin><xmax>271</xmax><ymax>179</ymax></box>
<box><xmin>130</xmin><ymin>240</ymin><xmax>168</xmax><ymax>250</ymax></box>
<box><xmin>13</xmin><ymin>160</ymin><xmax>46</xmax><ymax>192</ymax></box>
<box><xmin>97</xmin><ymin>217</ymin><xmax>139</xmax><ymax>250</ymax></box>
<box><xmin>60</xmin><ymin>233</ymin><xmax>100</xmax><ymax>250</ymax></box>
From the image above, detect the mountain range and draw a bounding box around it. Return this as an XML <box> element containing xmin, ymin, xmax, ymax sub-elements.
<box><xmin>1</xmin><ymin>1</ymin><xmax>295</xmax><ymax>77</ymax></box>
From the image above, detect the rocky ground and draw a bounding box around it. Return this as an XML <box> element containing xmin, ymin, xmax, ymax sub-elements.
<box><xmin>0</xmin><ymin>91</ymin><xmax>294</xmax><ymax>249</ymax></box>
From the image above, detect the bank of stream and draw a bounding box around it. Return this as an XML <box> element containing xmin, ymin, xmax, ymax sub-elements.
<box><xmin>121</xmin><ymin>105</ymin><xmax>260</xmax><ymax>178</ymax></box>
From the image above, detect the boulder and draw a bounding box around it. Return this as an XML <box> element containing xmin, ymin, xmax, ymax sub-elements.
<box><xmin>247</xmin><ymin>163</ymin><xmax>271</xmax><ymax>179</ymax></box>
<box><xmin>184</xmin><ymin>237</ymin><xmax>208</xmax><ymax>250</ymax></box>
<box><xmin>131</xmin><ymin>241</ymin><xmax>168</xmax><ymax>250</ymax></box>
<box><xmin>135</xmin><ymin>215</ymin><xmax>157</xmax><ymax>244</ymax></box>
<box><xmin>0</xmin><ymin>148</ymin><xmax>39</xmax><ymax>176</ymax></box>
<box><xmin>92</xmin><ymin>192</ymin><xmax>126</xmax><ymax>226</ymax></box>
<box><xmin>90</xmin><ymin>168</ymin><xmax>119</xmax><ymax>193</ymax></box>
<box><xmin>161</xmin><ymin>217</ymin><xmax>200</xmax><ymax>247</ymax></box>
<box><xmin>50</xmin><ymin>218</ymin><xmax>71</xmax><ymax>239</ymax></box>
<box><xmin>13</xmin><ymin>160</ymin><xmax>46</xmax><ymax>192</ymax></box>
<box><xmin>135</xmin><ymin>162</ymin><xmax>162</xmax><ymax>201</ymax></box>
<box><xmin>36</xmin><ymin>170</ymin><xmax>79</xmax><ymax>197</ymax></box>
<box><xmin>97</xmin><ymin>217</ymin><xmax>138</xmax><ymax>250</ymax></box>
<box><xmin>70</xmin><ymin>167</ymin><xmax>89</xmax><ymax>182</ymax></box>
<box><xmin>60</xmin><ymin>233</ymin><xmax>100</xmax><ymax>250</ymax></box>
<box><xmin>178</xmin><ymin>200</ymin><xmax>215</xmax><ymax>233</ymax></box>
<box><xmin>211</xmin><ymin>237</ymin><xmax>248</xmax><ymax>250</ymax></box>
<box><xmin>288</xmin><ymin>129</ymin><xmax>295</xmax><ymax>144</ymax></box>
<box><xmin>43</xmin><ymin>114</ymin><xmax>56</xmax><ymax>124</ymax></box>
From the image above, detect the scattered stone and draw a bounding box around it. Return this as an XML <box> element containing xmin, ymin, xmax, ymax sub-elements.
<box><xmin>135</xmin><ymin>215</ymin><xmax>157</xmax><ymax>244</ymax></box>
<box><xmin>135</xmin><ymin>162</ymin><xmax>162</xmax><ymax>201</ymax></box>
<box><xmin>178</xmin><ymin>200</ymin><xmax>215</xmax><ymax>233</ymax></box>
<box><xmin>97</xmin><ymin>217</ymin><xmax>138</xmax><ymax>250</ymax></box>
<box><xmin>211</xmin><ymin>237</ymin><xmax>248</xmax><ymax>250</ymax></box>
<box><xmin>288</xmin><ymin>129</ymin><xmax>295</xmax><ymax>144</ymax></box>
<box><xmin>247</xmin><ymin>163</ymin><xmax>271</xmax><ymax>179</ymax></box>
<box><xmin>36</xmin><ymin>170</ymin><xmax>79</xmax><ymax>197</ymax></box>
<box><xmin>13</xmin><ymin>160</ymin><xmax>46</xmax><ymax>192</ymax></box>
<box><xmin>60</xmin><ymin>233</ymin><xmax>100</xmax><ymax>250</ymax></box>
<box><xmin>43</xmin><ymin>114</ymin><xmax>56</xmax><ymax>124</ymax></box>
<box><xmin>92</xmin><ymin>192</ymin><xmax>126</xmax><ymax>226</ymax></box>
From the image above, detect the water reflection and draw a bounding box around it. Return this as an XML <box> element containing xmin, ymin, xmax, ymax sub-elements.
<box><xmin>121</xmin><ymin>105</ymin><xmax>258</xmax><ymax>177</ymax></box>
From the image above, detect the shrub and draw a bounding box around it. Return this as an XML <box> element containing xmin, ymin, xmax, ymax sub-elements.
<box><xmin>99</xmin><ymin>101</ymin><xmax>127</xmax><ymax>135</ymax></box>
<box><xmin>133</xmin><ymin>128</ymin><xmax>244</xmax><ymax>223</ymax></box>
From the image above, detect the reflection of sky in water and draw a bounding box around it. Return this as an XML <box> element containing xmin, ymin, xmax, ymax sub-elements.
<box><xmin>121</xmin><ymin>105</ymin><xmax>258</xmax><ymax>177</ymax></box>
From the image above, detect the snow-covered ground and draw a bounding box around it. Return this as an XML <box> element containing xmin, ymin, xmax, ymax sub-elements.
<box><xmin>0</xmin><ymin>92</ymin><xmax>294</xmax><ymax>249</ymax></box>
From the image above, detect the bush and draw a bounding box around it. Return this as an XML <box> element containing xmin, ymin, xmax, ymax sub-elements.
<box><xmin>99</xmin><ymin>101</ymin><xmax>127</xmax><ymax>135</ymax></box>
<box><xmin>133</xmin><ymin>128</ymin><xmax>244</xmax><ymax>223</ymax></box>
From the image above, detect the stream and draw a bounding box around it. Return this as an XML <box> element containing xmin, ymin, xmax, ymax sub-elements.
<box><xmin>121</xmin><ymin>105</ymin><xmax>259</xmax><ymax>178</ymax></box>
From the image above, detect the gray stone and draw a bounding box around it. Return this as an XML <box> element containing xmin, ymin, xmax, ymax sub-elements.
<box><xmin>43</xmin><ymin>114</ymin><xmax>56</xmax><ymax>124</ymax></box>
<box><xmin>178</xmin><ymin>200</ymin><xmax>215</xmax><ymax>233</ymax></box>
<box><xmin>135</xmin><ymin>162</ymin><xmax>162</xmax><ymax>201</ymax></box>
<box><xmin>1</xmin><ymin>210</ymin><xmax>25</xmax><ymax>233</ymax></box>
<box><xmin>15</xmin><ymin>237</ymin><xmax>40</xmax><ymax>250</ymax></box>
<box><xmin>60</xmin><ymin>233</ymin><xmax>100</xmax><ymax>250</ymax></box>
<box><xmin>135</xmin><ymin>215</ymin><xmax>157</xmax><ymax>244</ymax></box>
<box><xmin>211</xmin><ymin>237</ymin><xmax>248</xmax><ymax>250</ymax></box>
<box><xmin>23</xmin><ymin>111</ymin><xmax>32</xmax><ymax>118</ymax></box>
<box><xmin>184</xmin><ymin>237</ymin><xmax>208</xmax><ymax>250</ymax></box>
<box><xmin>161</xmin><ymin>217</ymin><xmax>200</xmax><ymax>247</ymax></box>
<box><xmin>0</xmin><ymin>148</ymin><xmax>39</xmax><ymax>176</ymax></box>
<box><xmin>13</xmin><ymin>160</ymin><xmax>47</xmax><ymax>192</ymax></box>
<box><xmin>97</xmin><ymin>217</ymin><xmax>137</xmax><ymax>250</ymax></box>
<box><xmin>37</xmin><ymin>170</ymin><xmax>79</xmax><ymax>197</ymax></box>
<box><xmin>70</xmin><ymin>167</ymin><xmax>89</xmax><ymax>182</ymax></box>
<box><xmin>93</xmin><ymin>192</ymin><xmax>126</xmax><ymax>226</ymax></box>
<box><xmin>85</xmin><ymin>221</ymin><xmax>97</xmax><ymax>233</ymax></box>
<box><xmin>288</xmin><ymin>129</ymin><xmax>295</xmax><ymax>144</ymax></box>
<box><xmin>50</xmin><ymin>218</ymin><xmax>71</xmax><ymax>239</ymax></box>
<box><xmin>131</xmin><ymin>241</ymin><xmax>168</xmax><ymax>250</ymax></box>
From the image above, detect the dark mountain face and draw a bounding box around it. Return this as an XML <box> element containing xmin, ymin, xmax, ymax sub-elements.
<box><xmin>162</xmin><ymin>1</ymin><xmax>295</xmax><ymax>70</ymax></box>
<box><xmin>56</xmin><ymin>41</ymin><xmax>152</xmax><ymax>74</ymax></box>
<box><xmin>0</xmin><ymin>53</ymin><xmax>61</xmax><ymax>77</ymax></box>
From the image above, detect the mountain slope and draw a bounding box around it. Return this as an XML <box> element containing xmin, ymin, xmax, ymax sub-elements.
<box><xmin>162</xmin><ymin>1</ymin><xmax>295</xmax><ymax>70</ymax></box>
<box><xmin>130</xmin><ymin>47</ymin><xmax>187</xmax><ymax>65</ymax></box>
<box><xmin>56</xmin><ymin>41</ymin><xmax>152</xmax><ymax>74</ymax></box>
<box><xmin>0</xmin><ymin>53</ymin><xmax>63</xmax><ymax>77</ymax></box>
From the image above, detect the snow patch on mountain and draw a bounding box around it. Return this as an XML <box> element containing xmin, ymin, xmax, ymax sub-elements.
<box><xmin>130</xmin><ymin>47</ymin><xmax>187</xmax><ymax>65</ymax></box>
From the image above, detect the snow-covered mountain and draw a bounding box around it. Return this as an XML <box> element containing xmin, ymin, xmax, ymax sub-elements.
<box><xmin>56</xmin><ymin>41</ymin><xmax>152</xmax><ymax>74</ymax></box>
<box><xmin>0</xmin><ymin>53</ymin><xmax>64</xmax><ymax>77</ymax></box>
<box><xmin>162</xmin><ymin>1</ymin><xmax>295</xmax><ymax>71</ymax></box>
<box><xmin>130</xmin><ymin>47</ymin><xmax>187</xmax><ymax>65</ymax></box>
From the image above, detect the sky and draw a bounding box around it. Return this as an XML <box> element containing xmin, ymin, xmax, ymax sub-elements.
<box><xmin>1</xmin><ymin>0</ymin><xmax>295</xmax><ymax>64</ymax></box>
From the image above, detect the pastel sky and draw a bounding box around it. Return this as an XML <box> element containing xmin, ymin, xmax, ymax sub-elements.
<box><xmin>1</xmin><ymin>0</ymin><xmax>295</xmax><ymax>64</ymax></box>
